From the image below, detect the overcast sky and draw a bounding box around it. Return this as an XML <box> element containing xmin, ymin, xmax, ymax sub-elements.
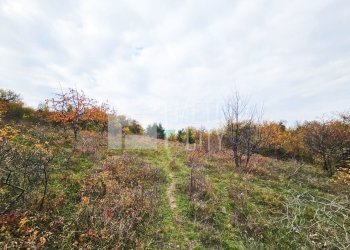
<box><xmin>0</xmin><ymin>0</ymin><xmax>349</xmax><ymax>129</ymax></box>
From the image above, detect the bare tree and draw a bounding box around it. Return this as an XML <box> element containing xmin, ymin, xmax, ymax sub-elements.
<box><xmin>340</xmin><ymin>111</ymin><xmax>350</xmax><ymax>124</ymax></box>
<box><xmin>302</xmin><ymin>119</ymin><xmax>350</xmax><ymax>176</ymax></box>
<box><xmin>223</xmin><ymin>91</ymin><xmax>263</xmax><ymax>169</ymax></box>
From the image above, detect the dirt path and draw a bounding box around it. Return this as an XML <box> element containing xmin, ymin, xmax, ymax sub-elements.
<box><xmin>165</xmin><ymin>147</ymin><xmax>177</xmax><ymax>210</ymax></box>
<box><xmin>166</xmin><ymin>173</ymin><xmax>177</xmax><ymax>210</ymax></box>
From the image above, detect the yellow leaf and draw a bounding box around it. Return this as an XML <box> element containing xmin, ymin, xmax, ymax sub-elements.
<box><xmin>19</xmin><ymin>217</ymin><xmax>29</xmax><ymax>230</ymax></box>
<box><xmin>39</xmin><ymin>236</ymin><xmax>46</xmax><ymax>246</ymax></box>
<box><xmin>81</xmin><ymin>196</ymin><xmax>90</xmax><ymax>205</ymax></box>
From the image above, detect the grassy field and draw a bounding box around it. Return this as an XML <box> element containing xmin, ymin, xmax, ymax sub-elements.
<box><xmin>141</xmin><ymin>143</ymin><xmax>350</xmax><ymax>249</ymax></box>
<box><xmin>1</xmin><ymin>129</ymin><xmax>350</xmax><ymax>249</ymax></box>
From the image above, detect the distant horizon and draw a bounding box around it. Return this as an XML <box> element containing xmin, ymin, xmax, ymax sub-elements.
<box><xmin>6</xmin><ymin>86</ymin><xmax>347</xmax><ymax>131</ymax></box>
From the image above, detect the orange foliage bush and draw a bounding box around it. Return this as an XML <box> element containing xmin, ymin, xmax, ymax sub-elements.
<box><xmin>46</xmin><ymin>89</ymin><xmax>111</xmax><ymax>141</ymax></box>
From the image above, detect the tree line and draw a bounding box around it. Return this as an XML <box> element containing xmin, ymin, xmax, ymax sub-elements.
<box><xmin>1</xmin><ymin>88</ymin><xmax>349</xmax><ymax>176</ymax></box>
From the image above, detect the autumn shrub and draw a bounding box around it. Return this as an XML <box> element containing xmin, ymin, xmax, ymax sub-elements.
<box><xmin>189</xmin><ymin>166</ymin><xmax>213</xmax><ymax>202</ymax></box>
<box><xmin>328</xmin><ymin>167</ymin><xmax>350</xmax><ymax>195</ymax></box>
<box><xmin>168</xmin><ymin>133</ymin><xmax>177</xmax><ymax>142</ymax></box>
<box><xmin>333</xmin><ymin>167</ymin><xmax>350</xmax><ymax>183</ymax></box>
<box><xmin>241</xmin><ymin>155</ymin><xmax>272</xmax><ymax>176</ymax></box>
<box><xmin>302</xmin><ymin>119</ymin><xmax>350</xmax><ymax>175</ymax></box>
<box><xmin>0</xmin><ymin>212</ymin><xmax>52</xmax><ymax>249</ymax></box>
<box><xmin>0</xmin><ymin>125</ymin><xmax>54</xmax><ymax>213</ymax></box>
<box><xmin>73</xmin><ymin>153</ymin><xmax>165</xmax><ymax>249</ymax></box>
<box><xmin>258</xmin><ymin>117</ymin><xmax>350</xmax><ymax>176</ymax></box>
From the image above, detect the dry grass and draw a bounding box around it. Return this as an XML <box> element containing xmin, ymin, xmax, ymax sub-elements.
<box><xmin>73</xmin><ymin>153</ymin><xmax>166</xmax><ymax>249</ymax></box>
<box><xmin>169</xmin><ymin>158</ymin><xmax>178</xmax><ymax>171</ymax></box>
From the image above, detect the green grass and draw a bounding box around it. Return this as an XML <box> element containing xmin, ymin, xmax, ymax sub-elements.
<box><xmin>123</xmin><ymin>143</ymin><xmax>349</xmax><ymax>249</ymax></box>
<box><xmin>2</xmin><ymin>136</ymin><xmax>349</xmax><ymax>249</ymax></box>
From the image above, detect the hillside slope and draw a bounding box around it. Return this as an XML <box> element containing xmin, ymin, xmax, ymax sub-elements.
<box><xmin>1</xmin><ymin>134</ymin><xmax>350</xmax><ymax>249</ymax></box>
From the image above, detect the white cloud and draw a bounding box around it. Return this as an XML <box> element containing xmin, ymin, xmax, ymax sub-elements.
<box><xmin>0</xmin><ymin>0</ymin><xmax>349</xmax><ymax>129</ymax></box>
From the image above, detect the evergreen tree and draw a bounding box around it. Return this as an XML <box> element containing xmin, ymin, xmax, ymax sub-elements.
<box><xmin>177</xmin><ymin>129</ymin><xmax>185</xmax><ymax>142</ymax></box>
<box><xmin>157</xmin><ymin>123</ymin><xmax>165</xmax><ymax>139</ymax></box>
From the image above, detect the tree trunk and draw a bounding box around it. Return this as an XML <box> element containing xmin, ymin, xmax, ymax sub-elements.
<box><xmin>233</xmin><ymin>145</ymin><xmax>240</xmax><ymax>168</ymax></box>
<box><xmin>73</xmin><ymin>124</ymin><xmax>78</xmax><ymax>142</ymax></box>
<box><xmin>245</xmin><ymin>153</ymin><xmax>251</xmax><ymax>169</ymax></box>
<box><xmin>190</xmin><ymin>167</ymin><xmax>194</xmax><ymax>200</ymax></box>
<box><xmin>121</xmin><ymin>133</ymin><xmax>125</xmax><ymax>151</ymax></box>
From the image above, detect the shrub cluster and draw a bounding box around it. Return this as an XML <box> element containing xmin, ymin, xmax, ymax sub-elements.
<box><xmin>73</xmin><ymin>153</ymin><xmax>166</xmax><ymax>248</ymax></box>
